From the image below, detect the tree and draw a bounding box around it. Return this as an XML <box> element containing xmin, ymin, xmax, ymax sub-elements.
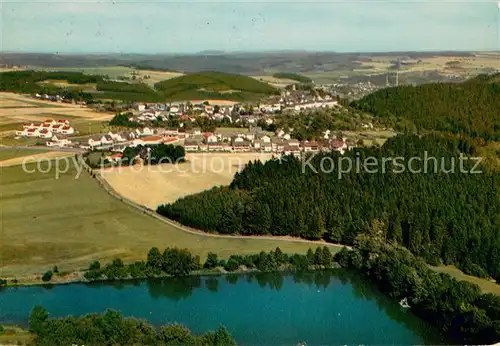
<box><xmin>42</xmin><ymin>270</ymin><xmax>53</xmax><ymax>282</ymax></box>
<box><xmin>29</xmin><ymin>305</ymin><xmax>49</xmax><ymax>333</ymax></box>
<box><xmin>147</xmin><ymin>247</ymin><xmax>163</xmax><ymax>273</ymax></box>
<box><xmin>314</xmin><ymin>247</ymin><xmax>323</xmax><ymax>266</ymax></box>
<box><xmin>89</xmin><ymin>260</ymin><xmax>101</xmax><ymax>271</ymax></box>
<box><xmin>158</xmin><ymin>324</ymin><xmax>196</xmax><ymax>345</ymax></box>
<box><xmin>321</xmin><ymin>246</ymin><xmax>333</xmax><ymax>267</ymax></box>
<box><xmin>213</xmin><ymin>325</ymin><xmax>236</xmax><ymax>346</ymax></box>
<box><xmin>306</xmin><ymin>248</ymin><xmax>315</xmax><ymax>265</ymax></box>
<box><xmin>204</xmin><ymin>252</ymin><xmax>219</xmax><ymax>269</ymax></box>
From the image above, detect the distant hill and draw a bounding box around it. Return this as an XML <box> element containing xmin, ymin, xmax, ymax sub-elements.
<box><xmin>352</xmin><ymin>74</ymin><xmax>500</xmax><ymax>141</ymax></box>
<box><xmin>154</xmin><ymin>71</ymin><xmax>279</xmax><ymax>101</ymax></box>
<box><xmin>272</xmin><ymin>72</ymin><xmax>312</xmax><ymax>83</ymax></box>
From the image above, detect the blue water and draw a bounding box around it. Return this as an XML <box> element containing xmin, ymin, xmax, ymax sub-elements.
<box><xmin>0</xmin><ymin>270</ymin><xmax>448</xmax><ymax>345</ymax></box>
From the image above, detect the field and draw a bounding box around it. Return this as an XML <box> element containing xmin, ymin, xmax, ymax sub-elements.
<box><xmin>0</xmin><ymin>325</ymin><xmax>34</xmax><ymax>345</ymax></box>
<box><xmin>101</xmin><ymin>153</ymin><xmax>275</xmax><ymax>209</ymax></box>
<box><xmin>41</xmin><ymin>66</ymin><xmax>184</xmax><ymax>87</ymax></box>
<box><xmin>0</xmin><ymin>148</ymin><xmax>49</xmax><ymax>161</ymax></box>
<box><xmin>0</xmin><ymin>160</ymin><xmax>336</xmax><ymax>279</ymax></box>
<box><xmin>431</xmin><ymin>265</ymin><xmax>500</xmax><ymax>296</ymax></box>
<box><xmin>0</xmin><ymin>150</ymin><xmax>74</xmax><ymax>167</ymax></box>
<box><xmin>0</xmin><ymin>92</ymin><xmax>113</xmax><ymax>145</ymax></box>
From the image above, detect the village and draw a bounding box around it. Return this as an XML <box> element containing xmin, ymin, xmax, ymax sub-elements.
<box><xmin>10</xmin><ymin>85</ymin><xmax>351</xmax><ymax>159</ymax></box>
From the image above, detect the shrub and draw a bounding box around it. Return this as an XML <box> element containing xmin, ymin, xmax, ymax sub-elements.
<box><xmin>41</xmin><ymin>271</ymin><xmax>53</xmax><ymax>282</ymax></box>
<box><xmin>89</xmin><ymin>260</ymin><xmax>101</xmax><ymax>271</ymax></box>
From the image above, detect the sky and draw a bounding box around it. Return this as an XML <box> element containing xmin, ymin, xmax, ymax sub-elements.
<box><xmin>1</xmin><ymin>0</ymin><xmax>499</xmax><ymax>53</ymax></box>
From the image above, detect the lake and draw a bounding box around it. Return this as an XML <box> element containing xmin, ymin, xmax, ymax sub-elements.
<box><xmin>0</xmin><ymin>270</ymin><xmax>449</xmax><ymax>345</ymax></box>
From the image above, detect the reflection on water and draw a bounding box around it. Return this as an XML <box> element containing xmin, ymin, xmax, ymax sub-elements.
<box><xmin>0</xmin><ymin>270</ymin><xmax>449</xmax><ymax>345</ymax></box>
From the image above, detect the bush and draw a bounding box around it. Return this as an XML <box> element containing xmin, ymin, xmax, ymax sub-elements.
<box><xmin>89</xmin><ymin>260</ymin><xmax>101</xmax><ymax>271</ymax></box>
<box><xmin>204</xmin><ymin>253</ymin><xmax>219</xmax><ymax>269</ymax></box>
<box><xmin>41</xmin><ymin>271</ymin><xmax>53</xmax><ymax>282</ymax></box>
<box><xmin>0</xmin><ymin>325</ymin><xmax>4</xmax><ymax>334</ymax></box>
<box><xmin>52</xmin><ymin>265</ymin><xmax>58</xmax><ymax>274</ymax></box>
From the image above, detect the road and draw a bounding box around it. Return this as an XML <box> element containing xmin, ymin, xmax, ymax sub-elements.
<box><xmin>83</xmin><ymin>160</ymin><xmax>348</xmax><ymax>249</ymax></box>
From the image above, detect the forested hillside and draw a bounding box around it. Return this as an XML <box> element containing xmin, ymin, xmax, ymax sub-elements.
<box><xmin>158</xmin><ymin>134</ymin><xmax>500</xmax><ymax>280</ymax></box>
<box><xmin>352</xmin><ymin>74</ymin><xmax>500</xmax><ymax>140</ymax></box>
<box><xmin>154</xmin><ymin>71</ymin><xmax>279</xmax><ymax>101</ymax></box>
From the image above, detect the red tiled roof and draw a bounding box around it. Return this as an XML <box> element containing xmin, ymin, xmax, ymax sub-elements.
<box><xmin>203</xmin><ymin>132</ymin><xmax>213</xmax><ymax>137</ymax></box>
<box><xmin>42</xmin><ymin>124</ymin><xmax>51</xmax><ymax>127</ymax></box>
<box><xmin>142</xmin><ymin>136</ymin><xmax>162</xmax><ymax>142</ymax></box>
<box><xmin>52</xmin><ymin>124</ymin><xmax>62</xmax><ymax>128</ymax></box>
<box><xmin>62</xmin><ymin>126</ymin><xmax>71</xmax><ymax>130</ymax></box>
<box><xmin>57</xmin><ymin>119</ymin><xmax>67</xmax><ymax>123</ymax></box>
<box><xmin>27</xmin><ymin>129</ymin><xmax>36</xmax><ymax>133</ymax></box>
<box><xmin>111</xmin><ymin>153</ymin><xmax>123</xmax><ymax>159</ymax></box>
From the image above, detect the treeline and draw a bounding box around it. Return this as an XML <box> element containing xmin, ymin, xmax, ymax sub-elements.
<box><xmin>157</xmin><ymin>134</ymin><xmax>500</xmax><ymax>280</ymax></box>
<box><xmin>28</xmin><ymin>306</ymin><xmax>235</xmax><ymax>346</ymax></box>
<box><xmin>121</xmin><ymin>143</ymin><xmax>186</xmax><ymax>165</ymax></box>
<box><xmin>83</xmin><ymin>246</ymin><xmax>335</xmax><ymax>281</ymax></box>
<box><xmin>272</xmin><ymin>72</ymin><xmax>312</xmax><ymax>84</ymax></box>
<box><xmin>335</xmin><ymin>232</ymin><xmax>500</xmax><ymax>345</ymax></box>
<box><xmin>352</xmin><ymin>75</ymin><xmax>500</xmax><ymax>140</ymax></box>
<box><xmin>96</xmin><ymin>80</ymin><xmax>154</xmax><ymax>93</ymax></box>
<box><xmin>0</xmin><ymin>70</ymin><xmax>103</xmax><ymax>93</ymax></box>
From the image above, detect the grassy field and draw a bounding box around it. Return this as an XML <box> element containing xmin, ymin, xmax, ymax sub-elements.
<box><xmin>431</xmin><ymin>265</ymin><xmax>500</xmax><ymax>296</ymax></box>
<box><xmin>0</xmin><ymin>161</ymin><xmax>339</xmax><ymax>278</ymax></box>
<box><xmin>101</xmin><ymin>153</ymin><xmax>275</xmax><ymax>209</ymax></box>
<box><xmin>0</xmin><ymin>148</ymin><xmax>48</xmax><ymax>161</ymax></box>
<box><xmin>0</xmin><ymin>325</ymin><xmax>34</xmax><ymax>345</ymax></box>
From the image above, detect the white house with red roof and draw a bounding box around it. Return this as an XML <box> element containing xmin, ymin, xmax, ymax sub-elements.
<box><xmin>60</xmin><ymin>126</ymin><xmax>74</xmax><ymax>135</ymax></box>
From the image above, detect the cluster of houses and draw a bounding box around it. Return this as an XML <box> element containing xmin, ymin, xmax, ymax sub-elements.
<box><xmin>16</xmin><ymin>119</ymin><xmax>75</xmax><ymax>139</ymax></box>
<box><xmin>34</xmin><ymin>93</ymin><xmax>87</xmax><ymax>105</ymax></box>
<box><xmin>80</xmin><ymin>127</ymin><xmax>180</xmax><ymax>151</ymax></box>
<box><xmin>182</xmin><ymin>128</ymin><xmax>348</xmax><ymax>155</ymax></box>
<box><xmin>130</xmin><ymin>89</ymin><xmax>339</xmax><ymax>125</ymax></box>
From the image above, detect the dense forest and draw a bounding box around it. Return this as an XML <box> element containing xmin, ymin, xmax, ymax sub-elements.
<box><xmin>158</xmin><ymin>134</ymin><xmax>500</xmax><ymax>280</ymax></box>
<box><xmin>28</xmin><ymin>306</ymin><xmax>235</xmax><ymax>346</ymax></box>
<box><xmin>352</xmin><ymin>74</ymin><xmax>500</xmax><ymax>140</ymax></box>
<box><xmin>81</xmin><ymin>246</ymin><xmax>334</xmax><ymax>281</ymax></box>
<box><xmin>335</xmin><ymin>231</ymin><xmax>500</xmax><ymax>344</ymax></box>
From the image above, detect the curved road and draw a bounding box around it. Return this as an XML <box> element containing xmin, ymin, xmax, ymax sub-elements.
<box><xmin>84</xmin><ymin>160</ymin><xmax>348</xmax><ymax>250</ymax></box>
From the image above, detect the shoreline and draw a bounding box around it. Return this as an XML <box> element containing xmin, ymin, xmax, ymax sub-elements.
<box><xmin>0</xmin><ymin>265</ymin><xmax>340</xmax><ymax>289</ymax></box>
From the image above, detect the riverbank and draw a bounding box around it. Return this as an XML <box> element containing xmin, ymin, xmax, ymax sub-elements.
<box><xmin>0</xmin><ymin>262</ymin><xmax>341</xmax><ymax>288</ymax></box>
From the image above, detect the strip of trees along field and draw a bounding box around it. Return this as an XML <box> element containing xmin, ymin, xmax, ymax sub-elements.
<box><xmin>157</xmin><ymin>134</ymin><xmax>500</xmax><ymax>282</ymax></box>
